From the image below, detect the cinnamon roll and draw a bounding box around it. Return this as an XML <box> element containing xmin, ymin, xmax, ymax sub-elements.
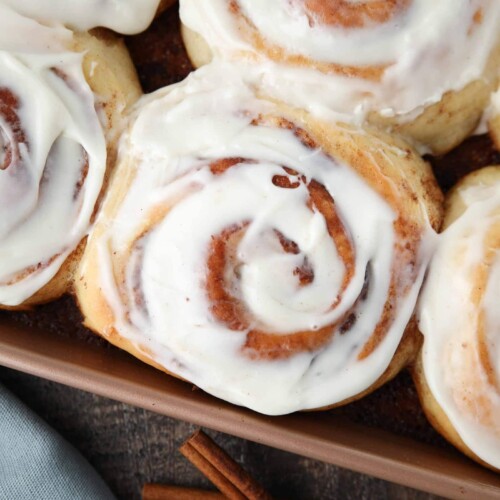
<box><xmin>2</xmin><ymin>0</ymin><xmax>175</xmax><ymax>35</ymax></box>
<box><xmin>415</xmin><ymin>166</ymin><xmax>500</xmax><ymax>470</ymax></box>
<box><xmin>0</xmin><ymin>5</ymin><xmax>141</xmax><ymax>308</ymax></box>
<box><xmin>76</xmin><ymin>65</ymin><xmax>442</xmax><ymax>415</ymax></box>
<box><xmin>180</xmin><ymin>0</ymin><xmax>500</xmax><ymax>155</ymax></box>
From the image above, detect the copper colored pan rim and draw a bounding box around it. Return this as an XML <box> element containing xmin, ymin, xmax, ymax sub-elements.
<box><xmin>0</xmin><ymin>318</ymin><xmax>499</xmax><ymax>499</ymax></box>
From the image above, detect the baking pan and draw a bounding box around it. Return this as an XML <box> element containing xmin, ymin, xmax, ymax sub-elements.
<box><xmin>1</xmin><ymin>5</ymin><xmax>499</xmax><ymax>499</ymax></box>
<box><xmin>0</xmin><ymin>315</ymin><xmax>499</xmax><ymax>499</ymax></box>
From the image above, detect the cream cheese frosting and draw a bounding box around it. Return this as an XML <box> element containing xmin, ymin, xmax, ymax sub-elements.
<box><xmin>180</xmin><ymin>0</ymin><xmax>500</xmax><ymax>124</ymax></box>
<box><xmin>419</xmin><ymin>178</ymin><xmax>500</xmax><ymax>469</ymax></box>
<box><xmin>0</xmin><ymin>5</ymin><xmax>106</xmax><ymax>305</ymax></box>
<box><xmin>1</xmin><ymin>0</ymin><xmax>163</xmax><ymax>35</ymax></box>
<box><xmin>83</xmin><ymin>63</ymin><xmax>436</xmax><ymax>415</ymax></box>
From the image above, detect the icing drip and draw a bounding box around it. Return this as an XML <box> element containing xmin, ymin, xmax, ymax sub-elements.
<box><xmin>180</xmin><ymin>0</ymin><xmax>500</xmax><ymax>123</ymax></box>
<box><xmin>419</xmin><ymin>181</ymin><xmax>500</xmax><ymax>469</ymax></box>
<box><xmin>88</xmin><ymin>64</ymin><xmax>435</xmax><ymax>414</ymax></box>
<box><xmin>1</xmin><ymin>0</ymin><xmax>163</xmax><ymax>35</ymax></box>
<box><xmin>0</xmin><ymin>5</ymin><xmax>106</xmax><ymax>305</ymax></box>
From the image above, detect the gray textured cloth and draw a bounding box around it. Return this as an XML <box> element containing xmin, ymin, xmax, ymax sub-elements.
<box><xmin>0</xmin><ymin>384</ymin><xmax>115</xmax><ymax>500</ymax></box>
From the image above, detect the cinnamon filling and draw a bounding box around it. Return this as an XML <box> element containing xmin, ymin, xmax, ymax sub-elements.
<box><xmin>303</xmin><ymin>0</ymin><xmax>410</xmax><ymax>29</ymax></box>
<box><xmin>73</xmin><ymin>150</ymin><xmax>90</xmax><ymax>200</ymax></box>
<box><xmin>468</xmin><ymin>7</ymin><xmax>484</xmax><ymax>35</ymax></box>
<box><xmin>115</xmin><ymin>112</ymin><xmax>421</xmax><ymax>365</ymax></box>
<box><xmin>206</xmin><ymin>222</ymin><xmax>251</xmax><ymax>332</ymax></box>
<box><xmin>198</xmin><ymin>114</ymin><xmax>422</xmax><ymax>361</ymax></box>
<box><xmin>49</xmin><ymin>68</ymin><xmax>93</xmax><ymax>189</ymax></box>
<box><xmin>210</xmin><ymin>157</ymin><xmax>253</xmax><ymax>175</ymax></box>
<box><xmin>204</xmin><ymin>144</ymin><xmax>362</xmax><ymax>359</ymax></box>
<box><xmin>357</xmin><ymin>215</ymin><xmax>420</xmax><ymax>360</ymax></box>
<box><xmin>228</xmin><ymin>0</ymin><xmax>397</xmax><ymax>80</ymax></box>
<box><xmin>0</xmin><ymin>80</ymin><xmax>90</xmax><ymax>286</ymax></box>
<box><xmin>0</xmin><ymin>88</ymin><xmax>25</xmax><ymax>170</ymax></box>
<box><xmin>1</xmin><ymin>253</ymin><xmax>60</xmax><ymax>286</ymax></box>
<box><xmin>307</xmin><ymin>179</ymin><xmax>355</xmax><ymax>303</ymax></box>
<box><xmin>128</xmin><ymin>237</ymin><xmax>150</xmax><ymax>321</ymax></box>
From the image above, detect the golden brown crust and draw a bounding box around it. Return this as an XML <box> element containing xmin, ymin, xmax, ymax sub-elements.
<box><xmin>488</xmin><ymin>88</ymin><xmax>500</xmax><ymax>151</ymax></box>
<box><xmin>411</xmin><ymin>353</ymin><xmax>499</xmax><ymax>472</ymax></box>
<box><xmin>181</xmin><ymin>24</ymin><xmax>214</xmax><ymax>69</ymax></box>
<box><xmin>313</xmin><ymin>316</ymin><xmax>422</xmax><ymax>411</ymax></box>
<box><xmin>2</xmin><ymin>30</ymin><xmax>142</xmax><ymax>311</ymax></box>
<box><xmin>444</xmin><ymin>165</ymin><xmax>500</xmax><ymax>228</ymax></box>
<box><xmin>490</xmin><ymin>114</ymin><xmax>500</xmax><ymax>151</ymax></box>
<box><xmin>371</xmin><ymin>42</ymin><xmax>500</xmax><ymax>155</ymax></box>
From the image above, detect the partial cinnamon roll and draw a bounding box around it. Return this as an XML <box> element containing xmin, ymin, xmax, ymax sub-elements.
<box><xmin>488</xmin><ymin>89</ymin><xmax>500</xmax><ymax>150</ymax></box>
<box><xmin>76</xmin><ymin>65</ymin><xmax>442</xmax><ymax>414</ymax></box>
<box><xmin>180</xmin><ymin>0</ymin><xmax>500</xmax><ymax>155</ymax></box>
<box><xmin>0</xmin><ymin>5</ymin><xmax>142</xmax><ymax>308</ymax></box>
<box><xmin>415</xmin><ymin>166</ymin><xmax>500</xmax><ymax>471</ymax></box>
<box><xmin>2</xmin><ymin>0</ymin><xmax>175</xmax><ymax>35</ymax></box>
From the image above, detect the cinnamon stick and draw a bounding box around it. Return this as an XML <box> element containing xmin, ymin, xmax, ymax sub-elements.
<box><xmin>179</xmin><ymin>430</ymin><xmax>272</xmax><ymax>500</ymax></box>
<box><xmin>142</xmin><ymin>483</ymin><xmax>224</xmax><ymax>500</ymax></box>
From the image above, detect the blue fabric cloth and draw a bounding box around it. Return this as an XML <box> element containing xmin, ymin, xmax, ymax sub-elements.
<box><xmin>0</xmin><ymin>384</ymin><xmax>115</xmax><ymax>500</ymax></box>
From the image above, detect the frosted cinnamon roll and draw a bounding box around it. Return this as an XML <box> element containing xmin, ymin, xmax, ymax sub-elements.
<box><xmin>0</xmin><ymin>5</ymin><xmax>141</xmax><ymax>308</ymax></box>
<box><xmin>2</xmin><ymin>0</ymin><xmax>174</xmax><ymax>35</ymax></box>
<box><xmin>416</xmin><ymin>166</ymin><xmax>500</xmax><ymax>470</ymax></box>
<box><xmin>76</xmin><ymin>64</ymin><xmax>442</xmax><ymax>415</ymax></box>
<box><xmin>180</xmin><ymin>0</ymin><xmax>500</xmax><ymax>154</ymax></box>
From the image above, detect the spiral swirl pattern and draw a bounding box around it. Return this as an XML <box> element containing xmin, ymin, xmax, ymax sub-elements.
<box><xmin>78</xmin><ymin>65</ymin><xmax>439</xmax><ymax>414</ymax></box>
<box><xmin>302</xmin><ymin>0</ymin><xmax>409</xmax><ymax>29</ymax></box>
<box><xmin>419</xmin><ymin>167</ymin><xmax>500</xmax><ymax>470</ymax></box>
<box><xmin>0</xmin><ymin>6</ymin><xmax>106</xmax><ymax>306</ymax></box>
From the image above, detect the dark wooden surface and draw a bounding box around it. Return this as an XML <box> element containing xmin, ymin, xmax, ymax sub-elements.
<box><xmin>0</xmin><ymin>366</ymin><xmax>437</xmax><ymax>500</ymax></box>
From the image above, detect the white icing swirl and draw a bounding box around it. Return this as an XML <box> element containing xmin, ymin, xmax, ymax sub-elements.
<box><xmin>419</xmin><ymin>178</ymin><xmax>500</xmax><ymax>469</ymax></box>
<box><xmin>2</xmin><ymin>0</ymin><xmax>163</xmax><ymax>35</ymax></box>
<box><xmin>0</xmin><ymin>5</ymin><xmax>106</xmax><ymax>305</ymax></box>
<box><xmin>180</xmin><ymin>0</ymin><xmax>500</xmax><ymax>122</ymax></box>
<box><xmin>86</xmin><ymin>64</ymin><xmax>434</xmax><ymax>415</ymax></box>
